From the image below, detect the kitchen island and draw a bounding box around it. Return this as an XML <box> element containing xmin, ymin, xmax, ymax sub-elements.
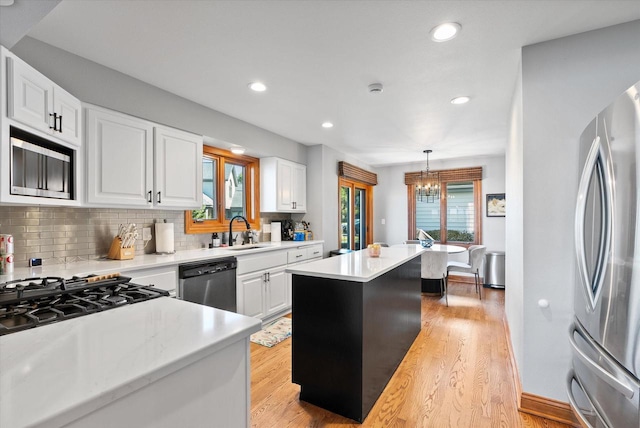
<box><xmin>286</xmin><ymin>245</ymin><xmax>425</xmax><ymax>422</ymax></box>
<box><xmin>0</xmin><ymin>297</ymin><xmax>261</xmax><ymax>428</ymax></box>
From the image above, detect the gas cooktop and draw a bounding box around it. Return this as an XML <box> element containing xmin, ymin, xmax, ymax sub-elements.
<box><xmin>0</xmin><ymin>274</ymin><xmax>169</xmax><ymax>336</ymax></box>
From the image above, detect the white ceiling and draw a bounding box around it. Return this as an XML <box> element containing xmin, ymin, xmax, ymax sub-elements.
<box><xmin>23</xmin><ymin>0</ymin><xmax>640</xmax><ymax>166</ymax></box>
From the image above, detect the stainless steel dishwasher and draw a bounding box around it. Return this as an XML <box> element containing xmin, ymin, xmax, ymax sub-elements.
<box><xmin>178</xmin><ymin>256</ymin><xmax>237</xmax><ymax>312</ymax></box>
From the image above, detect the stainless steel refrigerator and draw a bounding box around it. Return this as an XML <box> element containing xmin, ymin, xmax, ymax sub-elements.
<box><xmin>568</xmin><ymin>81</ymin><xmax>640</xmax><ymax>427</ymax></box>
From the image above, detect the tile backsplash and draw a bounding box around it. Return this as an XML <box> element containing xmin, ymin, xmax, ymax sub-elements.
<box><xmin>0</xmin><ymin>206</ymin><xmax>289</xmax><ymax>268</ymax></box>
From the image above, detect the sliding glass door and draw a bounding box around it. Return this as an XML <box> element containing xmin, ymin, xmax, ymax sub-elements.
<box><xmin>340</xmin><ymin>178</ymin><xmax>373</xmax><ymax>250</ymax></box>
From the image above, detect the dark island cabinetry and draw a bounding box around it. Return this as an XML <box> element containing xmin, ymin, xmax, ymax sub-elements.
<box><xmin>291</xmin><ymin>254</ymin><xmax>422</xmax><ymax>422</ymax></box>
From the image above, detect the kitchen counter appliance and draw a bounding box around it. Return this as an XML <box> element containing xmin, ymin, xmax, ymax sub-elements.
<box><xmin>0</xmin><ymin>274</ymin><xmax>169</xmax><ymax>336</ymax></box>
<box><xmin>568</xmin><ymin>81</ymin><xmax>640</xmax><ymax>427</ymax></box>
<box><xmin>10</xmin><ymin>126</ymin><xmax>74</xmax><ymax>200</ymax></box>
<box><xmin>179</xmin><ymin>257</ymin><xmax>237</xmax><ymax>312</ymax></box>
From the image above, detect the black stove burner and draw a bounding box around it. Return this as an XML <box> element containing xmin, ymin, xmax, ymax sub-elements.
<box><xmin>0</xmin><ymin>275</ymin><xmax>169</xmax><ymax>336</ymax></box>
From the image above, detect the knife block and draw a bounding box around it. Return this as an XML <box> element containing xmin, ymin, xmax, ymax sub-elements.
<box><xmin>107</xmin><ymin>237</ymin><xmax>135</xmax><ymax>260</ymax></box>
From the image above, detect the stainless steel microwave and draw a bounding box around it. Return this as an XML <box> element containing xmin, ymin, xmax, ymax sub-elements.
<box><xmin>10</xmin><ymin>127</ymin><xmax>73</xmax><ymax>199</ymax></box>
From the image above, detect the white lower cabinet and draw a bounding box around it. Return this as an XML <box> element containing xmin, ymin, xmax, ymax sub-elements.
<box><xmin>238</xmin><ymin>264</ymin><xmax>287</xmax><ymax>320</ymax></box>
<box><xmin>126</xmin><ymin>266</ymin><xmax>178</xmax><ymax>297</ymax></box>
<box><xmin>286</xmin><ymin>244</ymin><xmax>323</xmax><ymax>306</ymax></box>
<box><xmin>236</xmin><ymin>250</ymin><xmax>289</xmax><ymax>321</ymax></box>
<box><xmin>264</xmin><ymin>267</ymin><xmax>287</xmax><ymax>316</ymax></box>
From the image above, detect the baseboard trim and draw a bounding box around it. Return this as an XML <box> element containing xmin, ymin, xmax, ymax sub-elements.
<box><xmin>520</xmin><ymin>392</ymin><xmax>579</xmax><ymax>427</ymax></box>
<box><xmin>502</xmin><ymin>316</ymin><xmax>522</xmax><ymax>407</ymax></box>
<box><xmin>502</xmin><ymin>317</ymin><xmax>580</xmax><ymax>427</ymax></box>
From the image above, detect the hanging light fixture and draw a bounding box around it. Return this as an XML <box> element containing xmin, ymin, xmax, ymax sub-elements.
<box><xmin>416</xmin><ymin>149</ymin><xmax>440</xmax><ymax>203</ymax></box>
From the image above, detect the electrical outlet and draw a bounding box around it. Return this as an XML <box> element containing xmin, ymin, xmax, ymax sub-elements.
<box><xmin>143</xmin><ymin>227</ymin><xmax>152</xmax><ymax>241</ymax></box>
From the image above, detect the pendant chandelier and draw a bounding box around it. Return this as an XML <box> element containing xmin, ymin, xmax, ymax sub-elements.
<box><xmin>416</xmin><ymin>149</ymin><xmax>440</xmax><ymax>203</ymax></box>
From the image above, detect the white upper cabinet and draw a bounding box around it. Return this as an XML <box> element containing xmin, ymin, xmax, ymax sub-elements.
<box><xmin>86</xmin><ymin>106</ymin><xmax>154</xmax><ymax>206</ymax></box>
<box><xmin>85</xmin><ymin>105</ymin><xmax>202</xmax><ymax>209</ymax></box>
<box><xmin>154</xmin><ymin>126</ymin><xmax>202</xmax><ymax>209</ymax></box>
<box><xmin>261</xmin><ymin>157</ymin><xmax>307</xmax><ymax>213</ymax></box>
<box><xmin>7</xmin><ymin>54</ymin><xmax>82</xmax><ymax>147</ymax></box>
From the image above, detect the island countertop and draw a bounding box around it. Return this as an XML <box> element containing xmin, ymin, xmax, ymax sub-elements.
<box><xmin>0</xmin><ymin>297</ymin><xmax>261</xmax><ymax>428</ymax></box>
<box><xmin>285</xmin><ymin>245</ymin><xmax>426</xmax><ymax>282</ymax></box>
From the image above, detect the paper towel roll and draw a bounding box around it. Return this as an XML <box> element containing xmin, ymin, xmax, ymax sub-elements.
<box><xmin>270</xmin><ymin>222</ymin><xmax>281</xmax><ymax>242</ymax></box>
<box><xmin>155</xmin><ymin>222</ymin><xmax>175</xmax><ymax>254</ymax></box>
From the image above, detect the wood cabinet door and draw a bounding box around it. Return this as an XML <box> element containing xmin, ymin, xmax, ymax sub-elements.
<box><xmin>265</xmin><ymin>267</ymin><xmax>288</xmax><ymax>317</ymax></box>
<box><xmin>53</xmin><ymin>86</ymin><xmax>82</xmax><ymax>147</ymax></box>
<box><xmin>7</xmin><ymin>56</ymin><xmax>54</xmax><ymax>134</ymax></box>
<box><xmin>239</xmin><ymin>272</ymin><xmax>265</xmax><ymax>319</ymax></box>
<box><xmin>153</xmin><ymin>126</ymin><xmax>202</xmax><ymax>209</ymax></box>
<box><xmin>85</xmin><ymin>107</ymin><xmax>154</xmax><ymax>206</ymax></box>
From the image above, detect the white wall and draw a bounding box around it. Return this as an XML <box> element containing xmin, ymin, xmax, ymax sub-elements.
<box><xmin>506</xmin><ymin>62</ymin><xmax>524</xmax><ymax>380</ymax></box>
<box><xmin>510</xmin><ymin>19</ymin><xmax>640</xmax><ymax>401</ymax></box>
<box><xmin>374</xmin><ymin>155</ymin><xmax>506</xmax><ymax>255</ymax></box>
<box><xmin>303</xmin><ymin>144</ymin><xmax>376</xmax><ymax>254</ymax></box>
<box><xmin>12</xmin><ymin>37</ymin><xmax>307</xmax><ymax>164</ymax></box>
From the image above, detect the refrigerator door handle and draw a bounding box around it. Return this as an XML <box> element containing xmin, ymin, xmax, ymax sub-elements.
<box><xmin>567</xmin><ymin>370</ymin><xmax>610</xmax><ymax>428</ymax></box>
<box><xmin>570</xmin><ymin>322</ymin><xmax>635</xmax><ymax>399</ymax></box>
<box><xmin>574</xmin><ymin>132</ymin><xmax>613</xmax><ymax>311</ymax></box>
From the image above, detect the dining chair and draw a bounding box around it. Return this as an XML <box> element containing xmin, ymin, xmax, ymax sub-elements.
<box><xmin>447</xmin><ymin>245</ymin><xmax>486</xmax><ymax>300</ymax></box>
<box><xmin>421</xmin><ymin>251</ymin><xmax>449</xmax><ymax>306</ymax></box>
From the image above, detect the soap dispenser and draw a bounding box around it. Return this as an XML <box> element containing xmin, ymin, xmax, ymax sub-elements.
<box><xmin>212</xmin><ymin>233</ymin><xmax>221</xmax><ymax>248</ymax></box>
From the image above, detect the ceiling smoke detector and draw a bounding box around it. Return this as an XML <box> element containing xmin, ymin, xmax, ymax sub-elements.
<box><xmin>368</xmin><ymin>83</ymin><xmax>384</xmax><ymax>94</ymax></box>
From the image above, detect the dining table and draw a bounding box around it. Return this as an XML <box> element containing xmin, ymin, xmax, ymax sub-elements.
<box><xmin>392</xmin><ymin>243</ymin><xmax>467</xmax><ymax>292</ymax></box>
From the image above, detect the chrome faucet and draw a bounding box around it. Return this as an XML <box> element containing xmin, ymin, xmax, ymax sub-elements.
<box><xmin>229</xmin><ymin>215</ymin><xmax>251</xmax><ymax>247</ymax></box>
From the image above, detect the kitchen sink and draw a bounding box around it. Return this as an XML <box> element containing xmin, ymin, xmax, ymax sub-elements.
<box><xmin>223</xmin><ymin>244</ymin><xmax>270</xmax><ymax>251</ymax></box>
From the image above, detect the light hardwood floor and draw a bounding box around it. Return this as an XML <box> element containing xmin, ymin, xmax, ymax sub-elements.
<box><xmin>250</xmin><ymin>280</ymin><xmax>571</xmax><ymax>428</ymax></box>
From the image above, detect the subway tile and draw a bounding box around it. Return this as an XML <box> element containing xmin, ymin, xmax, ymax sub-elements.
<box><xmin>10</xmin><ymin>219</ymin><xmax>39</xmax><ymax>226</ymax></box>
<box><xmin>54</xmin><ymin>250</ymin><xmax>78</xmax><ymax>258</ymax></box>
<box><xmin>40</xmin><ymin>244</ymin><xmax>67</xmax><ymax>252</ymax></box>
<box><xmin>66</xmin><ymin>243</ymin><xmax>89</xmax><ymax>250</ymax></box>
<box><xmin>27</xmin><ymin>239</ymin><xmax>53</xmax><ymax>247</ymax></box>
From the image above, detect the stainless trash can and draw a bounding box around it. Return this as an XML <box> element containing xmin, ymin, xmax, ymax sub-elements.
<box><xmin>484</xmin><ymin>251</ymin><xmax>505</xmax><ymax>289</ymax></box>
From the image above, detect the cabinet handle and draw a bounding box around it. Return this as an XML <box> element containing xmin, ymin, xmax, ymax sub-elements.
<box><xmin>296</xmin><ymin>254</ymin><xmax>303</xmax><ymax>258</ymax></box>
<box><xmin>293</xmin><ymin>201</ymin><xmax>296</xmax><ymax>209</ymax></box>
<box><xmin>157</xmin><ymin>191</ymin><xmax>162</xmax><ymax>203</ymax></box>
<box><xmin>147</xmin><ymin>191</ymin><xmax>152</xmax><ymax>203</ymax></box>
<box><xmin>57</xmin><ymin>114</ymin><xmax>63</xmax><ymax>133</ymax></box>
<box><xmin>49</xmin><ymin>113</ymin><xmax>57</xmax><ymax>131</ymax></box>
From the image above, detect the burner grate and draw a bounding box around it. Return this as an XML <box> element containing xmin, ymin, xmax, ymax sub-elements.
<box><xmin>0</xmin><ymin>275</ymin><xmax>169</xmax><ymax>335</ymax></box>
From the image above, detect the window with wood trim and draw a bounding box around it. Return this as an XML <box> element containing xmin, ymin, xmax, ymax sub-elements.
<box><xmin>406</xmin><ymin>167</ymin><xmax>482</xmax><ymax>246</ymax></box>
<box><xmin>338</xmin><ymin>162</ymin><xmax>377</xmax><ymax>251</ymax></box>
<box><xmin>185</xmin><ymin>146</ymin><xmax>260</xmax><ymax>234</ymax></box>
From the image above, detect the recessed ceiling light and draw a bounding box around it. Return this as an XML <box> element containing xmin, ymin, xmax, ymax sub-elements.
<box><xmin>451</xmin><ymin>96</ymin><xmax>470</xmax><ymax>105</ymax></box>
<box><xmin>368</xmin><ymin>83</ymin><xmax>384</xmax><ymax>93</ymax></box>
<box><xmin>0</xmin><ymin>0</ymin><xmax>15</xmax><ymax>6</ymax></box>
<box><xmin>248</xmin><ymin>82</ymin><xmax>267</xmax><ymax>92</ymax></box>
<box><xmin>321</xmin><ymin>122</ymin><xmax>334</xmax><ymax>129</ymax></box>
<box><xmin>431</xmin><ymin>22</ymin><xmax>461</xmax><ymax>42</ymax></box>
<box><xmin>230</xmin><ymin>146</ymin><xmax>246</xmax><ymax>154</ymax></box>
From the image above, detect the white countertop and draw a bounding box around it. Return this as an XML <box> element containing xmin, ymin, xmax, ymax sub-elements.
<box><xmin>285</xmin><ymin>245</ymin><xmax>426</xmax><ymax>282</ymax></box>
<box><xmin>0</xmin><ymin>297</ymin><xmax>262</xmax><ymax>428</ymax></box>
<box><xmin>0</xmin><ymin>240</ymin><xmax>324</xmax><ymax>282</ymax></box>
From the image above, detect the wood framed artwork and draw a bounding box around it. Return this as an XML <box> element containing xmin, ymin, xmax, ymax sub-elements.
<box><xmin>486</xmin><ymin>193</ymin><xmax>506</xmax><ymax>217</ymax></box>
